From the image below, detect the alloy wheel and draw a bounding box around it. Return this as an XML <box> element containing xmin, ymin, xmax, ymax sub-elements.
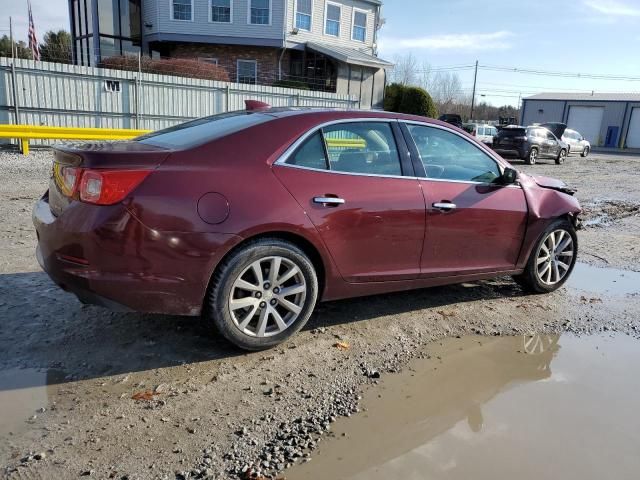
<box><xmin>228</xmin><ymin>256</ymin><xmax>307</xmax><ymax>337</ymax></box>
<box><xmin>529</xmin><ymin>149</ymin><xmax>538</xmax><ymax>164</ymax></box>
<box><xmin>535</xmin><ymin>229</ymin><xmax>574</xmax><ymax>285</ymax></box>
<box><xmin>559</xmin><ymin>150</ymin><xmax>567</xmax><ymax>163</ymax></box>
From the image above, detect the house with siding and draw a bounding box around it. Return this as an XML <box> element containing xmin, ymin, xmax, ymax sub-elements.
<box><xmin>69</xmin><ymin>0</ymin><xmax>393</xmax><ymax>108</ymax></box>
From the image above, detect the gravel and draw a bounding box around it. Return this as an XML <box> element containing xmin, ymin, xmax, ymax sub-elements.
<box><xmin>1</xmin><ymin>149</ymin><xmax>639</xmax><ymax>479</ymax></box>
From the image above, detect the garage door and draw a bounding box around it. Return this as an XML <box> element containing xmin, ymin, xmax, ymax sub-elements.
<box><xmin>567</xmin><ymin>106</ymin><xmax>604</xmax><ymax>145</ymax></box>
<box><xmin>627</xmin><ymin>108</ymin><xmax>640</xmax><ymax>148</ymax></box>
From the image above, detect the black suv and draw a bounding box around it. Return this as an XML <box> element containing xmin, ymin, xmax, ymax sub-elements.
<box><xmin>493</xmin><ymin>126</ymin><xmax>568</xmax><ymax>165</ymax></box>
<box><xmin>438</xmin><ymin>114</ymin><xmax>463</xmax><ymax>129</ymax></box>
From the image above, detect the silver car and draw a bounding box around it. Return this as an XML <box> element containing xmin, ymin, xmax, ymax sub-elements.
<box><xmin>563</xmin><ymin>129</ymin><xmax>591</xmax><ymax>157</ymax></box>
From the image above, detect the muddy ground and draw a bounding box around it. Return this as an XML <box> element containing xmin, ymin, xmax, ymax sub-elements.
<box><xmin>1</xmin><ymin>150</ymin><xmax>639</xmax><ymax>479</ymax></box>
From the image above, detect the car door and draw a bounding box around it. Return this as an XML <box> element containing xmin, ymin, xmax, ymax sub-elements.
<box><xmin>273</xmin><ymin>120</ymin><xmax>425</xmax><ymax>282</ymax></box>
<box><xmin>544</xmin><ymin>130</ymin><xmax>560</xmax><ymax>158</ymax></box>
<box><xmin>402</xmin><ymin>122</ymin><xmax>528</xmax><ymax>277</ymax></box>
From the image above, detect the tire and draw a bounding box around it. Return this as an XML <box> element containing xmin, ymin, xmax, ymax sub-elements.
<box><xmin>525</xmin><ymin>147</ymin><xmax>538</xmax><ymax>165</ymax></box>
<box><xmin>205</xmin><ymin>238</ymin><xmax>318</xmax><ymax>350</ymax></box>
<box><xmin>555</xmin><ymin>148</ymin><xmax>567</xmax><ymax>165</ymax></box>
<box><xmin>581</xmin><ymin>146</ymin><xmax>590</xmax><ymax>158</ymax></box>
<box><xmin>513</xmin><ymin>218</ymin><xmax>578</xmax><ymax>294</ymax></box>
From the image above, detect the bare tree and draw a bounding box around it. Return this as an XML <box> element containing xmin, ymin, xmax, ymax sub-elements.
<box><xmin>431</xmin><ymin>71</ymin><xmax>464</xmax><ymax>111</ymax></box>
<box><xmin>388</xmin><ymin>52</ymin><xmax>419</xmax><ymax>86</ymax></box>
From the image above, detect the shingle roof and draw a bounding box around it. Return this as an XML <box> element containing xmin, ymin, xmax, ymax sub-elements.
<box><xmin>306</xmin><ymin>42</ymin><xmax>394</xmax><ymax>69</ymax></box>
<box><xmin>524</xmin><ymin>92</ymin><xmax>640</xmax><ymax>102</ymax></box>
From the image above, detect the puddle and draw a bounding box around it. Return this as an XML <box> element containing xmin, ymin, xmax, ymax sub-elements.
<box><xmin>288</xmin><ymin>334</ymin><xmax>640</xmax><ymax>480</ymax></box>
<box><xmin>0</xmin><ymin>368</ymin><xmax>66</xmax><ymax>438</ymax></box>
<box><xmin>568</xmin><ymin>263</ymin><xmax>640</xmax><ymax>295</ymax></box>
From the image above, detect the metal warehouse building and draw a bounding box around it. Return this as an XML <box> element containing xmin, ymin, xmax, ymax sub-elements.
<box><xmin>521</xmin><ymin>93</ymin><xmax>640</xmax><ymax>150</ymax></box>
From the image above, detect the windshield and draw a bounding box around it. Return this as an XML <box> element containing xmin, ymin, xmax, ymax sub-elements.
<box><xmin>136</xmin><ymin>111</ymin><xmax>273</xmax><ymax>150</ymax></box>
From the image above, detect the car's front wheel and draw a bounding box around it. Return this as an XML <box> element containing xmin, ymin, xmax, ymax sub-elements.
<box><xmin>513</xmin><ymin>219</ymin><xmax>578</xmax><ymax>293</ymax></box>
<box><xmin>555</xmin><ymin>148</ymin><xmax>567</xmax><ymax>165</ymax></box>
<box><xmin>206</xmin><ymin>239</ymin><xmax>318</xmax><ymax>350</ymax></box>
<box><xmin>581</xmin><ymin>146</ymin><xmax>590</xmax><ymax>158</ymax></box>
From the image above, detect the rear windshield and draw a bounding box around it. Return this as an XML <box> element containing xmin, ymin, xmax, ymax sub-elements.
<box><xmin>497</xmin><ymin>128</ymin><xmax>526</xmax><ymax>137</ymax></box>
<box><xmin>136</xmin><ymin>111</ymin><xmax>273</xmax><ymax>150</ymax></box>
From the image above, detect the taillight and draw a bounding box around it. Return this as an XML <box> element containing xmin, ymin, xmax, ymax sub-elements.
<box><xmin>79</xmin><ymin>170</ymin><xmax>151</xmax><ymax>205</ymax></box>
<box><xmin>60</xmin><ymin>166</ymin><xmax>81</xmax><ymax>197</ymax></box>
<box><xmin>516</xmin><ymin>136</ymin><xmax>528</xmax><ymax>141</ymax></box>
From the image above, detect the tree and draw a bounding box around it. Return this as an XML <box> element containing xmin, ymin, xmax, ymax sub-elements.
<box><xmin>0</xmin><ymin>35</ymin><xmax>32</xmax><ymax>59</ymax></box>
<box><xmin>388</xmin><ymin>52</ymin><xmax>419</xmax><ymax>86</ymax></box>
<box><xmin>383</xmin><ymin>83</ymin><xmax>404</xmax><ymax>112</ymax></box>
<box><xmin>40</xmin><ymin>30</ymin><xmax>72</xmax><ymax>63</ymax></box>
<box><xmin>398</xmin><ymin>86</ymin><xmax>438</xmax><ymax>118</ymax></box>
<box><xmin>431</xmin><ymin>71</ymin><xmax>464</xmax><ymax>112</ymax></box>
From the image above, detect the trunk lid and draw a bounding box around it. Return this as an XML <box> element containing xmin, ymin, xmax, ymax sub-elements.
<box><xmin>541</xmin><ymin>122</ymin><xmax>567</xmax><ymax>139</ymax></box>
<box><xmin>49</xmin><ymin>141</ymin><xmax>171</xmax><ymax>216</ymax></box>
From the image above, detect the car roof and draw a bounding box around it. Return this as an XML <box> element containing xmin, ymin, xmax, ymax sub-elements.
<box><xmin>261</xmin><ymin>107</ymin><xmax>457</xmax><ymax>129</ymax></box>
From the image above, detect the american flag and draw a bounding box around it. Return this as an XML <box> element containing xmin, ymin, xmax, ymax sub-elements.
<box><xmin>28</xmin><ymin>0</ymin><xmax>40</xmax><ymax>61</ymax></box>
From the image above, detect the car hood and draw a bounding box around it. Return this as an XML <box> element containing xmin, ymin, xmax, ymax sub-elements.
<box><xmin>541</xmin><ymin>122</ymin><xmax>567</xmax><ymax>139</ymax></box>
<box><xmin>527</xmin><ymin>174</ymin><xmax>577</xmax><ymax>196</ymax></box>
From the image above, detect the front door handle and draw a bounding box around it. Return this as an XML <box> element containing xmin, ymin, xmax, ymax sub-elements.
<box><xmin>432</xmin><ymin>202</ymin><xmax>457</xmax><ymax>211</ymax></box>
<box><xmin>313</xmin><ymin>196</ymin><xmax>345</xmax><ymax>206</ymax></box>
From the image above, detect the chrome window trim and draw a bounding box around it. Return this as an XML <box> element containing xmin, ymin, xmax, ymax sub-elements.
<box><xmin>273</xmin><ymin>118</ymin><xmax>412</xmax><ymax>180</ymax></box>
<box><xmin>401</xmin><ymin>120</ymin><xmax>523</xmax><ymax>189</ymax></box>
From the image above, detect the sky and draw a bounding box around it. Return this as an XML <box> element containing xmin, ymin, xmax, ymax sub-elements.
<box><xmin>2</xmin><ymin>0</ymin><xmax>640</xmax><ymax>107</ymax></box>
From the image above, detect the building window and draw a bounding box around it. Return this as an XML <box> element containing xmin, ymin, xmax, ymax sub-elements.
<box><xmin>249</xmin><ymin>0</ymin><xmax>270</xmax><ymax>25</ymax></box>
<box><xmin>172</xmin><ymin>0</ymin><xmax>193</xmax><ymax>21</ymax></box>
<box><xmin>237</xmin><ymin>60</ymin><xmax>257</xmax><ymax>84</ymax></box>
<box><xmin>295</xmin><ymin>0</ymin><xmax>312</xmax><ymax>31</ymax></box>
<box><xmin>352</xmin><ymin>9</ymin><xmax>367</xmax><ymax>42</ymax></box>
<box><xmin>210</xmin><ymin>0</ymin><xmax>232</xmax><ymax>23</ymax></box>
<box><xmin>325</xmin><ymin>2</ymin><xmax>341</xmax><ymax>37</ymax></box>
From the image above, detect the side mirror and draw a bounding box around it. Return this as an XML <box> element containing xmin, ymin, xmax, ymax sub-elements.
<box><xmin>502</xmin><ymin>167</ymin><xmax>518</xmax><ymax>185</ymax></box>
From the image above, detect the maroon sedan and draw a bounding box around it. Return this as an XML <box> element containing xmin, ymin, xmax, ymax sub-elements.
<box><xmin>33</xmin><ymin>106</ymin><xmax>581</xmax><ymax>350</ymax></box>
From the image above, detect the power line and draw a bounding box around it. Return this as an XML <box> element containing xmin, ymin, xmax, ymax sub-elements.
<box><xmin>479</xmin><ymin>64</ymin><xmax>640</xmax><ymax>82</ymax></box>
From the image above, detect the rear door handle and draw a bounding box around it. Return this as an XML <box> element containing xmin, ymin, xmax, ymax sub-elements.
<box><xmin>313</xmin><ymin>196</ymin><xmax>345</xmax><ymax>206</ymax></box>
<box><xmin>432</xmin><ymin>202</ymin><xmax>457</xmax><ymax>211</ymax></box>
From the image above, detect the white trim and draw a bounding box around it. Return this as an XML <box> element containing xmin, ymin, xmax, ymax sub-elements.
<box><xmin>324</xmin><ymin>1</ymin><xmax>342</xmax><ymax>37</ymax></box>
<box><xmin>294</xmin><ymin>0</ymin><xmax>314</xmax><ymax>32</ymax></box>
<box><xmin>351</xmin><ymin>7</ymin><xmax>368</xmax><ymax>43</ymax></box>
<box><xmin>208</xmin><ymin>0</ymin><xmax>233</xmax><ymax>24</ymax></box>
<box><xmin>170</xmin><ymin>0</ymin><xmax>194</xmax><ymax>22</ymax></box>
<box><xmin>247</xmin><ymin>0</ymin><xmax>272</xmax><ymax>26</ymax></box>
<box><xmin>237</xmin><ymin>59</ymin><xmax>258</xmax><ymax>84</ymax></box>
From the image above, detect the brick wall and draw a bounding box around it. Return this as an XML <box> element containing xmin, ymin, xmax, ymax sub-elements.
<box><xmin>169</xmin><ymin>44</ymin><xmax>291</xmax><ymax>84</ymax></box>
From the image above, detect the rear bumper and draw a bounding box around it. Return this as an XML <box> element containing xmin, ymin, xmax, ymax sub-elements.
<box><xmin>493</xmin><ymin>147</ymin><xmax>527</xmax><ymax>159</ymax></box>
<box><xmin>33</xmin><ymin>196</ymin><xmax>240</xmax><ymax>316</ymax></box>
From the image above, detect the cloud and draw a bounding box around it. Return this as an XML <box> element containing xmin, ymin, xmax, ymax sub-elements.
<box><xmin>380</xmin><ymin>31</ymin><xmax>514</xmax><ymax>52</ymax></box>
<box><xmin>583</xmin><ymin>0</ymin><xmax>640</xmax><ymax>16</ymax></box>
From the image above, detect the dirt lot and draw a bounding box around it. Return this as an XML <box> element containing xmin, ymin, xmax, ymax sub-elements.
<box><xmin>1</xmin><ymin>150</ymin><xmax>639</xmax><ymax>479</ymax></box>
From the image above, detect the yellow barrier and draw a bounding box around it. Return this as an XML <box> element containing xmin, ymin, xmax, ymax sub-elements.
<box><xmin>324</xmin><ymin>138</ymin><xmax>367</xmax><ymax>149</ymax></box>
<box><xmin>0</xmin><ymin>125</ymin><xmax>151</xmax><ymax>156</ymax></box>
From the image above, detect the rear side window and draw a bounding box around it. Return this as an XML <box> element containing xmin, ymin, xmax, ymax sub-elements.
<box><xmin>407</xmin><ymin>124</ymin><xmax>501</xmax><ymax>183</ymax></box>
<box><xmin>136</xmin><ymin>112</ymin><xmax>272</xmax><ymax>149</ymax></box>
<box><xmin>285</xmin><ymin>122</ymin><xmax>402</xmax><ymax>176</ymax></box>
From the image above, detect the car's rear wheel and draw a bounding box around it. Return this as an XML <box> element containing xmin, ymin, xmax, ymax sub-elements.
<box><xmin>581</xmin><ymin>146</ymin><xmax>590</xmax><ymax>158</ymax></box>
<box><xmin>555</xmin><ymin>148</ymin><xmax>567</xmax><ymax>165</ymax></box>
<box><xmin>513</xmin><ymin>219</ymin><xmax>578</xmax><ymax>293</ymax></box>
<box><xmin>206</xmin><ymin>239</ymin><xmax>318</xmax><ymax>350</ymax></box>
<box><xmin>525</xmin><ymin>147</ymin><xmax>538</xmax><ymax>165</ymax></box>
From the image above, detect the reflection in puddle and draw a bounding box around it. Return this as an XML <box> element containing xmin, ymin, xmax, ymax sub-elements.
<box><xmin>568</xmin><ymin>263</ymin><xmax>640</xmax><ymax>295</ymax></box>
<box><xmin>0</xmin><ymin>368</ymin><xmax>66</xmax><ymax>439</ymax></box>
<box><xmin>288</xmin><ymin>334</ymin><xmax>640</xmax><ymax>480</ymax></box>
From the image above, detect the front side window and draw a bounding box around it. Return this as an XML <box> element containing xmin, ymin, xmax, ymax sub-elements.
<box><xmin>237</xmin><ymin>60</ymin><xmax>257</xmax><ymax>84</ymax></box>
<box><xmin>172</xmin><ymin>0</ymin><xmax>193</xmax><ymax>20</ymax></box>
<box><xmin>296</xmin><ymin>0</ymin><xmax>312</xmax><ymax>31</ymax></box>
<box><xmin>250</xmin><ymin>0</ymin><xmax>270</xmax><ymax>24</ymax></box>
<box><xmin>325</xmin><ymin>3</ymin><xmax>341</xmax><ymax>36</ymax></box>
<box><xmin>407</xmin><ymin>124</ymin><xmax>501</xmax><ymax>183</ymax></box>
<box><xmin>352</xmin><ymin>10</ymin><xmax>367</xmax><ymax>42</ymax></box>
<box><xmin>211</xmin><ymin>0</ymin><xmax>231</xmax><ymax>22</ymax></box>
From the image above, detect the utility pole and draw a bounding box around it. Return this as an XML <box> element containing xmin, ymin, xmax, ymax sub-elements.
<box><xmin>470</xmin><ymin>60</ymin><xmax>478</xmax><ymax>121</ymax></box>
<box><xmin>9</xmin><ymin>16</ymin><xmax>15</xmax><ymax>59</ymax></box>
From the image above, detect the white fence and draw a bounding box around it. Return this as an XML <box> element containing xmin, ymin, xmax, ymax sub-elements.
<box><xmin>0</xmin><ymin>57</ymin><xmax>358</xmax><ymax>140</ymax></box>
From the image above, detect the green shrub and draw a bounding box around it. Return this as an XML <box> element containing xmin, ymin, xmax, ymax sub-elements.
<box><xmin>398</xmin><ymin>86</ymin><xmax>438</xmax><ymax>118</ymax></box>
<box><xmin>383</xmin><ymin>83</ymin><xmax>404</xmax><ymax>112</ymax></box>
